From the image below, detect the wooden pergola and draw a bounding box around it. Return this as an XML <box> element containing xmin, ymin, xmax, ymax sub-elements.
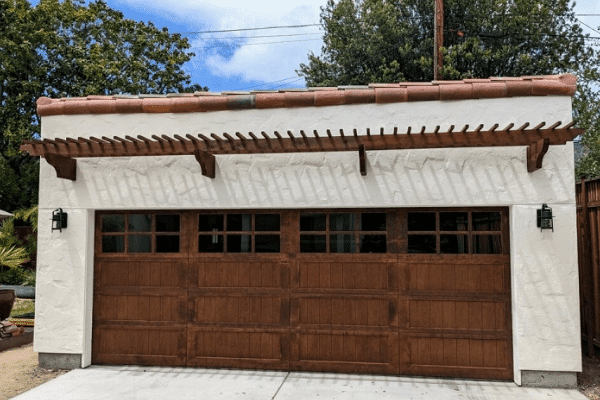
<box><xmin>20</xmin><ymin>122</ymin><xmax>582</xmax><ymax>181</ymax></box>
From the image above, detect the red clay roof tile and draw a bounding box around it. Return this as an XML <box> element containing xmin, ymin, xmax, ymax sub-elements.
<box><xmin>35</xmin><ymin>74</ymin><xmax>577</xmax><ymax>117</ymax></box>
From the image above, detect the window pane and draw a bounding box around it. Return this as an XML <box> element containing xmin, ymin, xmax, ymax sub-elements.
<box><xmin>129</xmin><ymin>214</ymin><xmax>152</xmax><ymax>232</ymax></box>
<box><xmin>156</xmin><ymin>215</ymin><xmax>180</xmax><ymax>232</ymax></box>
<box><xmin>300</xmin><ymin>234</ymin><xmax>326</xmax><ymax>252</ymax></box>
<box><xmin>198</xmin><ymin>235</ymin><xmax>224</xmax><ymax>253</ymax></box>
<box><xmin>255</xmin><ymin>214</ymin><xmax>280</xmax><ymax>232</ymax></box>
<box><xmin>408</xmin><ymin>235</ymin><xmax>436</xmax><ymax>253</ymax></box>
<box><xmin>156</xmin><ymin>235</ymin><xmax>179</xmax><ymax>253</ymax></box>
<box><xmin>199</xmin><ymin>214</ymin><xmax>224</xmax><ymax>232</ymax></box>
<box><xmin>473</xmin><ymin>235</ymin><xmax>502</xmax><ymax>254</ymax></box>
<box><xmin>102</xmin><ymin>236</ymin><xmax>124</xmax><ymax>252</ymax></box>
<box><xmin>255</xmin><ymin>235</ymin><xmax>280</xmax><ymax>253</ymax></box>
<box><xmin>227</xmin><ymin>234</ymin><xmax>251</xmax><ymax>252</ymax></box>
<box><xmin>360</xmin><ymin>213</ymin><xmax>386</xmax><ymax>231</ymax></box>
<box><xmin>472</xmin><ymin>212</ymin><xmax>502</xmax><ymax>231</ymax></box>
<box><xmin>330</xmin><ymin>213</ymin><xmax>355</xmax><ymax>231</ymax></box>
<box><xmin>300</xmin><ymin>214</ymin><xmax>326</xmax><ymax>231</ymax></box>
<box><xmin>228</xmin><ymin>214</ymin><xmax>252</xmax><ymax>231</ymax></box>
<box><xmin>408</xmin><ymin>213</ymin><xmax>436</xmax><ymax>231</ymax></box>
<box><xmin>102</xmin><ymin>215</ymin><xmax>125</xmax><ymax>232</ymax></box>
<box><xmin>359</xmin><ymin>235</ymin><xmax>387</xmax><ymax>253</ymax></box>
<box><xmin>440</xmin><ymin>212</ymin><xmax>468</xmax><ymax>231</ymax></box>
<box><xmin>440</xmin><ymin>235</ymin><xmax>469</xmax><ymax>254</ymax></box>
<box><xmin>330</xmin><ymin>234</ymin><xmax>355</xmax><ymax>253</ymax></box>
<box><xmin>128</xmin><ymin>235</ymin><xmax>151</xmax><ymax>253</ymax></box>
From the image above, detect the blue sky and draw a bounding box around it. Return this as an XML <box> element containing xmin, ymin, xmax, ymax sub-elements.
<box><xmin>44</xmin><ymin>0</ymin><xmax>600</xmax><ymax>92</ymax></box>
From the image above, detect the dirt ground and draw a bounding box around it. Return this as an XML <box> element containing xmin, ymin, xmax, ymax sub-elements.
<box><xmin>580</xmin><ymin>354</ymin><xmax>600</xmax><ymax>400</ymax></box>
<box><xmin>0</xmin><ymin>344</ymin><xmax>66</xmax><ymax>400</ymax></box>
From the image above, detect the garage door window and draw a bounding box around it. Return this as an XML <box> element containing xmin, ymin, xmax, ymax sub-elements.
<box><xmin>300</xmin><ymin>212</ymin><xmax>387</xmax><ymax>253</ymax></box>
<box><xmin>198</xmin><ymin>213</ymin><xmax>280</xmax><ymax>253</ymax></box>
<box><xmin>407</xmin><ymin>211</ymin><xmax>502</xmax><ymax>254</ymax></box>
<box><xmin>100</xmin><ymin>214</ymin><xmax>180</xmax><ymax>253</ymax></box>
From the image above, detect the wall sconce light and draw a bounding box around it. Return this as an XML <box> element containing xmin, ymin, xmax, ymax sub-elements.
<box><xmin>52</xmin><ymin>208</ymin><xmax>68</xmax><ymax>232</ymax></box>
<box><xmin>536</xmin><ymin>204</ymin><xmax>553</xmax><ymax>232</ymax></box>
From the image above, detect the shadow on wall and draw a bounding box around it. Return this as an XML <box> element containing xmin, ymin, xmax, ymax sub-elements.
<box><xmin>40</xmin><ymin>146</ymin><xmax>575</xmax><ymax>210</ymax></box>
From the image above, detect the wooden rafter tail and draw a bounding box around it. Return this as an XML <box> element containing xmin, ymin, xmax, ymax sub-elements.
<box><xmin>548</xmin><ymin>121</ymin><xmax>562</xmax><ymax>130</ymax></box>
<box><xmin>194</xmin><ymin>149</ymin><xmax>215</xmax><ymax>178</ymax></box>
<box><xmin>223</xmin><ymin>133</ymin><xmax>238</xmax><ymax>151</ymax></box>
<box><xmin>45</xmin><ymin>152</ymin><xmax>76</xmax><ymax>181</ymax></box>
<box><xmin>299</xmin><ymin>130</ymin><xmax>309</xmax><ymax>148</ymax></box>
<box><xmin>503</xmin><ymin>123</ymin><xmax>514</xmax><ymax>131</ymax></box>
<box><xmin>532</xmin><ymin>122</ymin><xmax>546</xmax><ymax>130</ymax></box>
<box><xmin>564</xmin><ymin>121</ymin><xmax>576</xmax><ymax>130</ymax></box>
<box><xmin>358</xmin><ymin>144</ymin><xmax>367</xmax><ymax>176</ymax></box>
<box><xmin>273</xmin><ymin>131</ymin><xmax>285</xmax><ymax>148</ymax></box>
<box><xmin>286</xmin><ymin>131</ymin><xmax>297</xmax><ymax>149</ymax></box>
<box><xmin>527</xmin><ymin>138</ymin><xmax>550</xmax><ymax>173</ymax></box>
<box><xmin>260</xmin><ymin>132</ymin><xmax>273</xmax><ymax>150</ymax></box>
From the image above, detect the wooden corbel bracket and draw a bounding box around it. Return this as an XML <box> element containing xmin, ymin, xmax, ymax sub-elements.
<box><xmin>359</xmin><ymin>144</ymin><xmax>367</xmax><ymax>176</ymax></box>
<box><xmin>194</xmin><ymin>149</ymin><xmax>216</xmax><ymax>178</ymax></box>
<box><xmin>45</xmin><ymin>153</ymin><xmax>77</xmax><ymax>181</ymax></box>
<box><xmin>527</xmin><ymin>138</ymin><xmax>550</xmax><ymax>173</ymax></box>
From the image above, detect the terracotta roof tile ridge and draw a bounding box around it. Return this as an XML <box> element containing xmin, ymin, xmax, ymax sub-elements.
<box><xmin>36</xmin><ymin>74</ymin><xmax>576</xmax><ymax>117</ymax></box>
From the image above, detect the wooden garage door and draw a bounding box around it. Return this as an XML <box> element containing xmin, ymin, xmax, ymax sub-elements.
<box><xmin>93</xmin><ymin>208</ymin><xmax>512</xmax><ymax>380</ymax></box>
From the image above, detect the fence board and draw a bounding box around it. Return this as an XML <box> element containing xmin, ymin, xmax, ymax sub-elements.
<box><xmin>576</xmin><ymin>177</ymin><xmax>600</xmax><ymax>356</ymax></box>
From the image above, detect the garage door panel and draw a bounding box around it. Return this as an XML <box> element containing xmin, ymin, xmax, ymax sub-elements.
<box><xmin>401</xmin><ymin>336</ymin><xmax>512</xmax><ymax>379</ymax></box>
<box><xmin>297</xmin><ymin>261</ymin><xmax>394</xmax><ymax>291</ymax></box>
<box><xmin>291</xmin><ymin>331</ymin><xmax>398</xmax><ymax>374</ymax></box>
<box><xmin>293</xmin><ymin>295</ymin><xmax>396</xmax><ymax>328</ymax></box>
<box><xmin>187</xmin><ymin>327</ymin><xmax>288</xmax><ymax>370</ymax></box>
<box><xmin>192</xmin><ymin>260</ymin><xmax>286</xmax><ymax>289</ymax></box>
<box><xmin>191</xmin><ymin>293</ymin><xmax>288</xmax><ymax>325</ymax></box>
<box><xmin>93</xmin><ymin>326</ymin><xmax>187</xmax><ymax>366</ymax></box>
<box><xmin>404</xmin><ymin>300</ymin><xmax>508</xmax><ymax>332</ymax></box>
<box><xmin>96</xmin><ymin>294</ymin><xmax>186</xmax><ymax>323</ymax></box>
<box><xmin>406</xmin><ymin>260</ymin><xmax>509</xmax><ymax>294</ymax></box>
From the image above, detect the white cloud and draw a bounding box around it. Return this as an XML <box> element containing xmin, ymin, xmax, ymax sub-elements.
<box><xmin>111</xmin><ymin>0</ymin><xmax>327</xmax><ymax>86</ymax></box>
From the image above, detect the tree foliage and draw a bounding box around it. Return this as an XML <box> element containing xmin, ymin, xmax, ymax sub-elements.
<box><xmin>0</xmin><ymin>0</ymin><xmax>206</xmax><ymax>211</ymax></box>
<box><xmin>299</xmin><ymin>0</ymin><xmax>590</xmax><ymax>85</ymax></box>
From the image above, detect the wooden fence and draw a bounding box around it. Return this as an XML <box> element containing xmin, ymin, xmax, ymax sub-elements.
<box><xmin>577</xmin><ymin>177</ymin><xmax>600</xmax><ymax>357</ymax></box>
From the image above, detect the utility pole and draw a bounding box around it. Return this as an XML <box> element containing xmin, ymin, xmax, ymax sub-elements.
<box><xmin>434</xmin><ymin>0</ymin><xmax>444</xmax><ymax>80</ymax></box>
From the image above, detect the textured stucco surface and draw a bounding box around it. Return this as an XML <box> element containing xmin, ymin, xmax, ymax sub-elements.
<box><xmin>35</xmin><ymin>95</ymin><xmax>581</xmax><ymax>379</ymax></box>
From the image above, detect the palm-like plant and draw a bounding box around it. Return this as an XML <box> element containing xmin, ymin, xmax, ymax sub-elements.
<box><xmin>0</xmin><ymin>246</ymin><xmax>27</xmax><ymax>269</ymax></box>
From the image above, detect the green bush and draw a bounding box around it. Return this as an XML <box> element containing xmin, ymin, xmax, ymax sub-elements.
<box><xmin>0</xmin><ymin>266</ymin><xmax>35</xmax><ymax>285</ymax></box>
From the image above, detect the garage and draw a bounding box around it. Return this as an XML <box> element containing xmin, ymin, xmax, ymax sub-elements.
<box><xmin>93</xmin><ymin>208</ymin><xmax>512</xmax><ymax>380</ymax></box>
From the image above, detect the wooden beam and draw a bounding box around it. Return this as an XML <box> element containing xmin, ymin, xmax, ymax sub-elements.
<box><xmin>527</xmin><ymin>138</ymin><xmax>550</xmax><ymax>172</ymax></box>
<box><xmin>20</xmin><ymin>126</ymin><xmax>584</xmax><ymax>159</ymax></box>
<box><xmin>359</xmin><ymin>144</ymin><xmax>367</xmax><ymax>176</ymax></box>
<box><xmin>194</xmin><ymin>149</ymin><xmax>215</xmax><ymax>178</ymax></box>
<box><xmin>45</xmin><ymin>153</ymin><xmax>76</xmax><ymax>181</ymax></box>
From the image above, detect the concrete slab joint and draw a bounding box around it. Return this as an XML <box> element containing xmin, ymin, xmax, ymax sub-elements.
<box><xmin>39</xmin><ymin>353</ymin><xmax>82</xmax><ymax>370</ymax></box>
<box><xmin>521</xmin><ymin>370</ymin><xmax>578</xmax><ymax>389</ymax></box>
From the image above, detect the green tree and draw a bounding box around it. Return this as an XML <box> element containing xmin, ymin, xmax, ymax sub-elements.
<box><xmin>299</xmin><ymin>0</ymin><xmax>591</xmax><ymax>85</ymax></box>
<box><xmin>0</xmin><ymin>0</ymin><xmax>207</xmax><ymax>211</ymax></box>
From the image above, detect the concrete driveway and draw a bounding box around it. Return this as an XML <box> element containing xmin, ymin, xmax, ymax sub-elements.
<box><xmin>13</xmin><ymin>366</ymin><xmax>587</xmax><ymax>400</ymax></box>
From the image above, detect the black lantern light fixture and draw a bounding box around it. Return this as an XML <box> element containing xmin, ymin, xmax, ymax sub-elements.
<box><xmin>52</xmin><ymin>208</ymin><xmax>68</xmax><ymax>232</ymax></box>
<box><xmin>536</xmin><ymin>204</ymin><xmax>553</xmax><ymax>232</ymax></box>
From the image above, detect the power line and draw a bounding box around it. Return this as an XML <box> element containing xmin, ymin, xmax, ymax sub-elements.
<box><xmin>182</xmin><ymin>24</ymin><xmax>320</xmax><ymax>35</ymax></box>
<box><xmin>234</xmin><ymin>76</ymin><xmax>301</xmax><ymax>91</ymax></box>
<box><xmin>197</xmin><ymin>38</ymin><xmax>321</xmax><ymax>50</ymax></box>
<box><xmin>193</xmin><ymin>32</ymin><xmax>321</xmax><ymax>40</ymax></box>
<box><xmin>577</xmin><ymin>18</ymin><xmax>600</xmax><ymax>36</ymax></box>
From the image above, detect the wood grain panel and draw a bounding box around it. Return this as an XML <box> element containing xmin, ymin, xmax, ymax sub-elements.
<box><xmin>187</xmin><ymin>328</ymin><xmax>288</xmax><ymax>370</ymax></box>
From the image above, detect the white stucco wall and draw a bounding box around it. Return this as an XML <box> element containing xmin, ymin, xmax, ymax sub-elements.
<box><xmin>35</xmin><ymin>95</ymin><xmax>581</xmax><ymax>380</ymax></box>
